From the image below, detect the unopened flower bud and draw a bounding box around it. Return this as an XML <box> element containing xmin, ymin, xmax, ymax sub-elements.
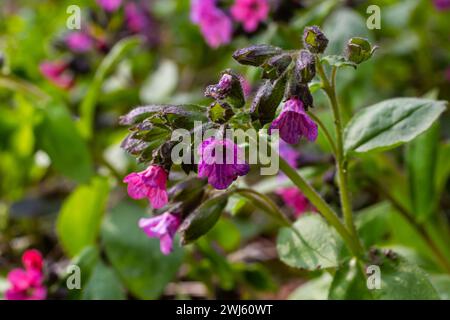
<box><xmin>205</xmin><ymin>70</ymin><xmax>245</xmax><ymax>108</ymax></box>
<box><xmin>345</xmin><ymin>37</ymin><xmax>378</xmax><ymax>64</ymax></box>
<box><xmin>263</xmin><ymin>53</ymin><xmax>292</xmax><ymax>79</ymax></box>
<box><xmin>295</xmin><ymin>50</ymin><xmax>316</xmax><ymax>83</ymax></box>
<box><xmin>302</xmin><ymin>26</ymin><xmax>328</xmax><ymax>54</ymax></box>
<box><xmin>286</xmin><ymin>78</ymin><xmax>314</xmax><ymax>110</ymax></box>
<box><xmin>232</xmin><ymin>44</ymin><xmax>283</xmax><ymax>66</ymax></box>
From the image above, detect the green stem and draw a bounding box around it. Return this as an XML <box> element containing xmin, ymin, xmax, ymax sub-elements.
<box><xmin>316</xmin><ymin>59</ymin><xmax>358</xmax><ymax>240</ymax></box>
<box><xmin>235</xmin><ymin>188</ymin><xmax>292</xmax><ymax>227</ymax></box>
<box><xmin>278</xmin><ymin>157</ymin><xmax>364</xmax><ymax>257</ymax></box>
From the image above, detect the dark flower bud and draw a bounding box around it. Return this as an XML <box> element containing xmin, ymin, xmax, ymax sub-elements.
<box><xmin>302</xmin><ymin>26</ymin><xmax>328</xmax><ymax>54</ymax></box>
<box><xmin>286</xmin><ymin>76</ymin><xmax>314</xmax><ymax>110</ymax></box>
<box><xmin>295</xmin><ymin>50</ymin><xmax>316</xmax><ymax>83</ymax></box>
<box><xmin>251</xmin><ymin>72</ymin><xmax>288</xmax><ymax>125</ymax></box>
<box><xmin>232</xmin><ymin>44</ymin><xmax>283</xmax><ymax>66</ymax></box>
<box><xmin>262</xmin><ymin>53</ymin><xmax>292</xmax><ymax>79</ymax></box>
<box><xmin>205</xmin><ymin>70</ymin><xmax>245</xmax><ymax>108</ymax></box>
<box><xmin>345</xmin><ymin>37</ymin><xmax>378</xmax><ymax>64</ymax></box>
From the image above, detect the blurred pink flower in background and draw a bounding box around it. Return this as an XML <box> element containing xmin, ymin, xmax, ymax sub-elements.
<box><xmin>190</xmin><ymin>0</ymin><xmax>233</xmax><ymax>48</ymax></box>
<box><xmin>445</xmin><ymin>67</ymin><xmax>450</xmax><ymax>82</ymax></box>
<box><xmin>65</xmin><ymin>32</ymin><xmax>93</xmax><ymax>53</ymax></box>
<box><xmin>97</xmin><ymin>0</ymin><xmax>122</xmax><ymax>12</ymax></box>
<box><xmin>433</xmin><ymin>0</ymin><xmax>450</xmax><ymax>10</ymax></box>
<box><xmin>231</xmin><ymin>0</ymin><xmax>269</xmax><ymax>32</ymax></box>
<box><xmin>39</xmin><ymin>60</ymin><xmax>74</xmax><ymax>89</ymax></box>
<box><xmin>276</xmin><ymin>187</ymin><xmax>314</xmax><ymax>218</ymax></box>
<box><xmin>240</xmin><ymin>76</ymin><xmax>252</xmax><ymax>97</ymax></box>
<box><xmin>5</xmin><ymin>249</ymin><xmax>46</xmax><ymax>300</ymax></box>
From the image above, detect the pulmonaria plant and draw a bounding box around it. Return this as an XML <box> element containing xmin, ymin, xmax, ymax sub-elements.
<box><xmin>119</xmin><ymin>24</ymin><xmax>448</xmax><ymax>298</ymax></box>
<box><xmin>5</xmin><ymin>249</ymin><xmax>46</xmax><ymax>300</ymax></box>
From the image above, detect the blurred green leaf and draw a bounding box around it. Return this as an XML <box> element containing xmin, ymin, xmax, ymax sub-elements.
<box><xmin>82</xmin><ymin>261</ymin><xmax>126</xmax><ymax>300</ymax></box>
<box><xmin>344</xmin><ymin>98</ymin><xmax>447</xmax><ymax>155</ymax></box>
<box><xmin>140</xmin><ymin>59</ymin><xmax>178</xmax><ymax>103</ymax></box>
<box><xmin>289</xmin><ymin>273</ymin><xmax>332</xmax><ymax>300</ymax></box>
<box><xmin>57</xmin><ymin>177</ymin><xmax>110</xmax><ymax>257</ymax></box>
<box><xmin>436</xmin><ymin>142</ymin><xmax>450</xmax><ymax>197</ymax></box>
<box><xmin>101</xmin><ymin>202</ymin><xmax>184</xmax><ymax>299</ymax></box>
<box><xmin>355</xmin><ymin>202</ymin><xmax>391</xmax><ymax>248</ymax></box>
<box><xmin>37</xmin><ymin>102</ymin><xmax>93</xmax><ymax>183</ymax></box>
<box><xmin>78</xmin><ymin>36</ymin><xmax>141</xmax><ymax>138</ymax></box>
<box><xmin>430</xmin><ymin>274</ymin><xmax>450</xmax><ymax>300</ymax></box>
<box><xmin>277</xmin><ymin>214</ymin><xmax>341</xmax><ymax>270</ymax></box>
<box><xmin>406</xmin><ymin>123</ymin><xmax>439</xmax><ymax>222</ymax></box>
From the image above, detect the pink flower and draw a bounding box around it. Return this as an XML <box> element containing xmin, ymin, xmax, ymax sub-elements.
<box><xmin>125</xmin><ymin>2</ymin><xmax>149</xmax><ymax>33</ymax></box>
<box><xmin>65</xmin><ymin>32</ymin><xmax>93</xmax><ymax>53</ymax></box>
<box><xmin>231</xmin><ymin>0</ymin><xmax>269</xmax><ymax>33</ymax></box>
<box><xmin>5</xmin><ymin>250</ymin><xmax>46</xmax><ymax>300</ymax></box>
<box><xmin>139</xmin><ymin>212</ymin><xmax>181</xmax><ymax>255</ymax></box>
<box><xmin>190</xmin><ymin>0</ymin><xmax>233</xmax><ymax>48</ymax></box>
<box><xmin>198</xmin><ymin>137</ymin><xmax>250</xmax><ymax>190</ymax></box>
<box><xmin>269</xmin><ymin>97</ymin><xmax>318</xmax><ymax>144</ymax></box>
<box><xmin>123</xmin><ymin>165</ymin><xmax>169</xmax><ymax>209</ymax></box>
<box><xmin>97</xmin><ymin>0</ymin><xmax>122</xmax><ymax>12</ymax></box>
<box><xmin>39</xmin><ymin>61</ymin><xmax>74</xmax><ymax>89</ymax></box>
<box><xmin>240</xmin><ymin>76</ymin><xmax>252</xmax><ymax>97</ymax></box>
<box><xmin>276</xmin><ymin>187</ymin><xmax>314</xmax><ymax>217</ymax></box>
<box><xmin>445</xmin><ymin>67</ymin><xmax>450</xmax><ymax>82</ymax></box>
<box><xmin>433</xmin><ymin>0</ymin><xmax>450</xmax><ymax>10</ymax></box>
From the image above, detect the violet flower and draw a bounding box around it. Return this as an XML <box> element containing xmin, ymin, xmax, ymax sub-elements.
<box><xmin>123</xmin><ymin>165</ymin><xmax>169</xmax><ymax>209</ymax></box>
<box><xmin>190</xmin><ymin>0</ymin><xmax>233</xmax><ymax>48</ymax></box>
<box><xmin>198</xmin><ymin>137</ymin><xmax>250</xmax><ymax>190</ymax></box>
<box><xmin>65</xmin><ymin>32</ymin><xmax>93</xmax><ymax>53</ymax></box>
<box><xmin>139</xmin><ymin>212</ymin><xmax>181</xmax><ymax>255</ymax></box>
<box><xmin>269</xmin><ymin>97</ymin><xmax>318</xmax><ymax>144</ymax></box>
<box><xmin>433</xmin><ymin>0</ymin><xmax>450</xmax><ymax>10</ymax></box>
<box><xmin>231</xmin><ymin>0</ymin><xmax>270</xmax><ymax>33</ymax></box>
<box><xmin>276</xmin><ymin>187</ymin><xmax>314</xmax><ymax>218</ymax></box>
<box><xmin>97</xmin><ymin>0</ymin><xmax>122</xmax><ymax>12</ymax></box>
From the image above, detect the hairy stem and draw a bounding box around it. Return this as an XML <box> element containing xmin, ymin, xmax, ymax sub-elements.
<box><xmin>316</xmin><ymin>59</ymin><xmax>358</xmax><ymax>240</ymax></box>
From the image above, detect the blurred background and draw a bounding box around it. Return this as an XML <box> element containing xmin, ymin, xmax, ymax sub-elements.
<box><xmin>0</xmin><ymin>0</ymin><xmax>449</xmax><ymax>299</ymax></box>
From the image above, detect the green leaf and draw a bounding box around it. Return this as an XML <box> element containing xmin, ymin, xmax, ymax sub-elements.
<box><xmin>344</xmin><ymin>98</ymin><xmax>447</xmax><ymax>154</ymax></box>
<box><xmin>406</xmin><ymin>123</ymin><xmax>439</xmax><ymax>222</ymax></box>
<box><xmin>321</xmin><ymin>55</ymin><xmax>357</xmax><ymax>69</ymax></box>
<box><xmin>179</xmin><ymin>195</ymin><xmax>228</xmax><ymax>244</ymax></box>
<box><xmin>276</xmin><ymin>214</ymin><xmax>341</xmax><ymax>270</ymax></box>
<box><xmin>373</xmin><ymin>256</ymin><xmax>440</xmax><ymax>299</ymax></box>
<box><xmin>37</xmin><ymin>102</ymin><xmax>93</xmax><ymax>183</ymax></box>
<box><xmin>82</xmin><ymin>261</ymin><xmax>126</xmax><ymax>300</ymax></box>
<box><xmin>436</xmin><ymin>142</ymin><xmax>450</xmax><ymax>198</ymax></box>
<box><xmin>355</xmin><ymin>202</ymin><xmax>391</xmax><ymax>248</ymax></box>
<box><xmin>328</xmin><ymin>258</ymin><xmax>373</xmax><ymax>300</ymax></box>
<box><xmin>430</xmin><ymin>274</ymin><xmax>450</xmax><ymax>300</ymax></box>
<box><xmin>140</xmin><ymin>59</ymin><xmax>178</xmax><ymax>104</ymax></box>
<box><xmin>101</xmin><ymin>202</ymin><xmax>184</xmax><ymax>299</ymax></box>
<box><xmin>288</xmin><ymin>273</ymin><xmax>332</xmax><ymax>300</ymax></box>
<box><xmin>56</xmin><ymin>177</ymin><xmax>110</xmax><ymax>257</ymax></box>
<box><xmin>119</xmin><ymin>104</ymin><xmax>206</xmax><ymax>125</ymax></box>
<box><xmin>79</xmin><ymin>36</ymin><xmax>141</xmax><ymax>138</ymax></box>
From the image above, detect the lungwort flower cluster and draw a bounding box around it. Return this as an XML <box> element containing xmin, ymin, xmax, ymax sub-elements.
<box><xmin>5</xmin><ymin>249</ymin><xmax>46</xmax><ymax>300</ymax></box>
<box><xmin>120</xmin><ymin>26</ymin><xmax>353</xmax><ymax>255</ymax></box>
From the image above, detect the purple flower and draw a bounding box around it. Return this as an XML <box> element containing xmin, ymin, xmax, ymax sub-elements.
<box><xmin>39</xmin><ymin>61</ymin><xmax>74</xmax><ymax>89</ymax></box>
<box><xmin>433</xmin><ymin>0</ymin><xmax>450</xmax><ymax>10</ymax></box>
<box><xmin>96</xmin><ymin>0</ymin><xmax>122</xmax><ymax>12</ymax></box>
<box><xmin>139</xmin><ymin>212</ymin><xmax>181</xmax><ymax>255</ymax></box>
<box><xmin>198</xmin><ymin>137</ymin><xmax>250</xmax><ymax>189</ymax></box>
<box><xmin>279</xmin><ymin>140</ymin><xmax>300</xmax><ymax>168</ymax></box>
<box><xmin>123</xmin><ymin>165</ymin><xmax>169</xmax><ymax>209</ymax></box>
<box><xmin>190</xmin><ymin>0</ymin><xmax>233</xmax><ymax>48</ymax></box>
<box><xmin>276</xmin><ymin>187</ymin><xmax>314</xmax><ymax>218</ymax></box>
<box><xmin>231</xmin><ymin>0</ymin><xmax>269</xmax><ymax>33</ymax></box>
<box><xmin>269</xmin><ymin>97</ymin><xmax>318</xmax><ymax>144</ymax></box>
<box><xmin>65</xmin><ymin>32</ymin><xmax>93</xmax><ymax>53</ymax></box>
